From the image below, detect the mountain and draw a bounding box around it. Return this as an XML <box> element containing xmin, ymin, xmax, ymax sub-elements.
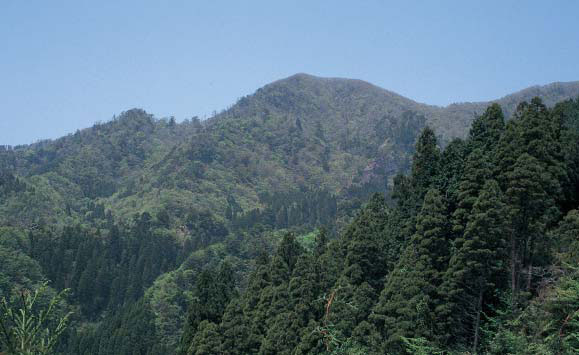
<box><xmin>1</xmin><ymin>74</ymin><xmax>578</xmax><ymax>228</ymax></box>
<box><xmin>2</xmin><ymin>74</ymin><xmax>579</xmax><ymax>354</ymax></box>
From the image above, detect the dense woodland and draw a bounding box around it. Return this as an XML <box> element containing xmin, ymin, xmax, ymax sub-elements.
<box><xmin>175</xmin><ymin>98</ymin><xmax>579</xmax><ymax>354</ymax></box>
<box><xmin>1</xmin><ymin>75</ymin><xmax>579</xmax><ymax>354</ymax></box>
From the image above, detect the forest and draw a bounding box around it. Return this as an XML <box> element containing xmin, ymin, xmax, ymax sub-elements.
<box><xmin>1</xmin><ymin>77</ymin><xmax>579</xmax><ymax>354</ymax></box>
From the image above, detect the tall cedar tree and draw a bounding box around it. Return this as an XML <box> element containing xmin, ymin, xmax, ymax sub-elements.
<box><xmin>553</xmin><ymin>209</ymin><xmax>579</xmax><ymax>265</ymax></box>
<box><xmin>436</xmin><ymin>138</ymin><xmax>467</xmax><ymax>209</ymax></box>
<box><xmin>180</xmin><ymin>263</ymin><xmax>236</xmax><ymax>355</ymax></box>
<box><xmin>391</xmin><ymin>127</ymin><xmax>441</xmax><ymax>248</ymax></box>
<box><xmin>552</xmin><ymin>98</ymin><xmax>579</xmax><ymax>209</ymax></box>
<box><xmin>327</xmin><ymin>194</ymin><xmax>389</xmax><ymax>341</ymax></box>
<box><xmin>439</xmin><ymin>180</ymin><xmax>509</xmax><ymax>352</ymax></box>
<box><xmin>410</xmin><ymin>127</ymin><xmax>441</xmax><ymax>201</ymax></box>
<box><xmin>497</xmin><ymin>98</ymin><xmax>565</xmax><ymax>298</ymax></box>
<box><xmin>370</xmin><ymin>189</ymin><xmax>449</xmax><ymax>353</ymax></box>
<box><xmin>468</xmin><ymin>103</ymin><xmax>505</xmax><ymax>154</ymax></box>
<box><xmin>452</xmin><ymin>148</ymin><xmax>492</xmax><ymax>237</ymax></box>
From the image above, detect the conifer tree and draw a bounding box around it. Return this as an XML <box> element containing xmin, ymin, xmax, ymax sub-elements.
<box><xmin>496</xmin><ymin>99</ymin><xmax>566</xmax><ymax>298</ymax></box>
<box><xmin>468</xmin><ymin>103</ymin><xmax>505</xmax><ymax>154</ymax></box>
<box><xmin>439</xmin><ymin>180</ymin><xmax>509</xmax><ymax>352</ymax></box>
<box><xmin>370</xmin><ymin>189</ymin><xmax>449</xmax><ymax>352</ymax></box>
<box><xmin>452</xmin><ymin>148</ymin><xmax>492</xmax><ymax>237</ymax></box>
<box><xmin>240</xmin><ymin>252</ymin><xmax>272</xmax><ymax>353</ymax></box>
<box><xmin>219</xmin><ymin>299</ymin><xmax>252</xmax><ymax>354</ymax></box>
<box><xmin>553</xmin><ymin>209</ymin><xmax>579</xmax><ymax>264</ymax></box>
<box><xmin>505</xmin><ymin>153</ymin><xmax>551</xmax><ymax>297</ymax></box>
<box><xmin>180</xmin><ymin>264</ymin><xmax>236</xmax><ymax>355</ymax></box>
<box><xmin>410</xmin><ymin>127</ymin><xmax>441</xmax><ymax>199</ymax></box>
<box><xmin>343</xmin><ymin>193</ymin><xmax>389</xmax><ymax>289</ymax></box>
<box><xmin>436</xmin><ymin>138</ymin><xmax>467</xmax><ymax>208</ymax></box>
<box><xmin>288</xmin><ymin>254</ymin><xmax>321</xmax><ymax>325</ymax></box>
<box><xmin>259</xmin><ymin>312</ymin><xmax>301</xmax><ymax>355</ymax></box>
<box><xmin>188</xmin><ymin>320</ymin><xmax>222</xmax><ymax>355</ymax></box>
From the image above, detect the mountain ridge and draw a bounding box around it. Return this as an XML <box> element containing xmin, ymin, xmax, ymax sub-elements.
<box><xmin>2</xmin><ymin>74</ymin><xmax>579</xmax><ymax>228</ymax></box>
<box><xmin>213</xmin><ymin>73</ymin><xmax>579</xmax><ymax>141</ymax></box>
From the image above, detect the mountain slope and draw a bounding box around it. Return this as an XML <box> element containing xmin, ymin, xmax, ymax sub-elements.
<box><xmin>1</xmin><ymin>74</ymin><xmax>578</xmax><ymax>228</ymax></box>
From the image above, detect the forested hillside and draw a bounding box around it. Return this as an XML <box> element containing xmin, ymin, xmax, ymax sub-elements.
<box><xmin>1</xmin><ymin>75</ymin><xmax>579</xmax><ymax>354</ymax></box>
<box><xmin>2</xmin><ymin>75</ymin><xmax>578</xmax><ymax>230</ymax></box>
<box><xmin>177</xmin><ymin>98</ymin><xmax>579</xmax><ymax>354</ymax></box>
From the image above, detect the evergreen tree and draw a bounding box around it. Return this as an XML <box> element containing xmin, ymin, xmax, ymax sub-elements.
<box><xmin>188</xmin><ymin>321</ymin><xmax>222</xmax><ymax>355</ymax></box>
<box><xmin>552</xmin><ymin>98</ymin><xmax>579</xmax><ymax>209</ymax></box>
<box><xmin>505</xmin><ymin>153</ymin><xmax>552</xmax><ymax>298</ymax></box>
<box><xmin>410</xmin><ymin>127</ymin><xmax>441</xmax><ymax>199</ymax></box>
<box><xmin>180</xmin><ymin>263</ymin><xmax>236</xmax><ymax>355</ymax></box>
<box><xmin>219</xmin><ymin>299</ymin><xmax>252</xmax><ymax>354</ymax></box>
<box><xmin>496</xmin><ymin>98</ymin><xmax>566</xmax><ymax>298</ymax></box>
<box><xmin>439</xmin><ymin>180</ymin><xmax>509</xmax><ymax>352</ymax></box>
<box><xmin>468</xmin><ymin>103</ymin><xmax>505</xmax><ymax>154</ymax></box>
<box><xmin>553</xmin><ymin>209</ymin><xmax>579</xmax><ymax>264</ymax></box>
<box><xmin>343</xmin><ymin>193</ymin><xmax>389</xmax><ymax>289</ymax></box>
<box><xmin>436</xmin><ymin>138</ymin><xmax>467</xmax><ymax>209</ymax></box>
<box><xmin>371</xmin><ymin>189</ymin><xmax>449</xmax><ymax>352</ymax></box>
<box><xmin>452</xmin><ymin>148</ymin><xmax>492</xmax><ymax>237</ymax></box>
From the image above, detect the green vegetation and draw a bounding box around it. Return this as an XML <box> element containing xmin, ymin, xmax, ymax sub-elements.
<box><xmin>1</xmin><ymin>75</ymin><xmax>579</xmax><ymax>354</ymax></box>
<box><xmin>0</xmin><ymin>282</ymin><xmax>72</xmax><ymax>355</ymax></box>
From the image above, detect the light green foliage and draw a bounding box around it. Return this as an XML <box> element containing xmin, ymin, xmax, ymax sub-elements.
<box><xmin>0</xmin><ymin>282</ymin><xmax>71</xmax><ymax>355</ymax></box>
<box><xmin>296</xmin><ymin>230</ymin><xmax>318</xmax><ymax>251</ymax></box>
<box><xmin>400</xmin><ymin>336</ymin><xmax>445</xmax><ymax>355</ymax></box>
<box><xmin>1</xmin><ymin>76</ymin><xmax>579</xmax><ymax>355</ymax></box>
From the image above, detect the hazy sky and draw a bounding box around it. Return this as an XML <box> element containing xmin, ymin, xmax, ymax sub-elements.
<box><xmin>1</xmin><ymin>1</ymin><xmax>578</xmax><ymax>146</ymax></box>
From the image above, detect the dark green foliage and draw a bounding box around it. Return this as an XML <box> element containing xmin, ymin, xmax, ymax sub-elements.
<box><xmin>0</xmin><ymin>171</ymin><xmax>27</xmax><ymax>198</ymax></box>
<box><xmin>439</xmin><ymin>180</ymin><xmax>509</xmax><ymax>351</ymax></box>
<box><xmin>3</xmin><ymin>86</ymin><xmax>579</xmax><ymax>355</ymax></box>
<box><xmin>452</xmin><ymin>148</ymin><xmax>492</xmax><ymax>236</ymax></box>
<box><xmin>342</xmin><ymin>193</ymin><xmax>390</xmax><ymax>289</ymax></box>
<box><xmin>232</xmin><ymin>187</ymin><xmax>338</xmax><ymax>231</ymax></box>
<box><xmin>495</xmin><ymin>99</ymin><xmax>567</xmax><ymax>300</ymax></box>
<box><xmin>371</xmin><ymin>189</ymin><xmax>449</xmax><ymax>351</ymax></box>
<box><xmin>435</xmin><ymin>138</ymin><xmax>467</xmax><ymax>208</ymax></box>
<box><xmin>177</xmin><ymin>97</ymin><xmax>579</xmax><ymax>354</ymax></box>
<box><xmin>180</xmin><ymin>262</ymin><xmax>237</xmax><ymax>355</ymax></box>
<box><xmin>188</xmin><ymin>321</ymin><xmax>222</xmax><ymax>355</ymax></box>
<box><xmin>410</xmin><ymin>127</ymin><xmax>441</xmax><ymax>198</ymax></box>
<box><xmin>68</xmin><ymin>299</ymin><xmax>169</xmax><ymax>355</ymax></box>
<box><xmin>553</xmin><ymin>209</ymin><xmax>579</xmax><ymax>264</ymax></box>
<box><xmin>468</xmin><ymin>103</ymin><xmax>505</xmax><ymax>153</ymax></box>
<box><xmin>30</xmin><ymin>219</ymin><xmax>179</xmax><ymax>318</ymax></box>
<box><xmin>552</xmin><ymin>98</ymin><xmax>579</xmax><ymax>209</ymax></box>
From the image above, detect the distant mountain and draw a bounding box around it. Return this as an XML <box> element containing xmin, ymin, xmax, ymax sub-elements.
<box><xmin>234</xmin><ymin>74</ymin><xmax>579</xmax><ymax>142</ymax></box>
<box><xmin>1</xmin><ymin>74</ymin><xmax>578</xmax><ymax>227</ymax></box>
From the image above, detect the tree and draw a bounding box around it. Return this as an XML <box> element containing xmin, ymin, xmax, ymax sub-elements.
<box><xmin>371</xmin><ymin>189</ymin><xmax>449</xmax><ymax>352</ymax></box>
<box><xmin>188</xmin><ymin>321</ymin><xmax>222</xmax><ymax>355</ymax></box>
<box><xmin>468</xmin><ymin>103</ymin><xmax>505</xmax><ymax>154</ymax></box>
<box><xmin>180</xmin><ymin>263</ymin><xmax>236</xmax><ymax>355</ymax></box>
<box><xmin>496</xmin><ymin>99</ymin><xmax>566</xmax><ymax>298</ymax></box>
<box><xmin>505</xmin><ymin>153</ymin><xmax>552</xmax><ymax>298</ymax></box>
<box><xmin>452</xmin><ymin>148</ymin><xmax>492</xmax><ymax>237</ymax></box>
<box><xmin>436</xmin><ymin>138</ymin><xmax>467</xmax><ymax>209</ymax></box>
<box><xmin>0</xmin><ymin>282</ymin><xmax>72</xmax><ymax>355</ymax></box>
<box><xmin>410</xmin><ymin>127</ymin><xmax>441</xmax><ymax>199</ymax></box>
<box><xmin>439</xmin><ymin>180</ymin><xmax>509</xmax><ymax>352</ymax></box>
<box><xmin>553</xmin><ymin>209</ymin><xmax>579</xmax><ymax>265</ymax></box>
<box><xmin>342</xmin><ymin>193</ymin><xmax>389</xmax><ymax>289</ymax></box>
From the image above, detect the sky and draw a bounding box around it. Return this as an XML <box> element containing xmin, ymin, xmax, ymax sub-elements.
<box><xmin>1</xmin><ymin>1</ymin><xmax>578</xmax><ymax>146</ymax></box>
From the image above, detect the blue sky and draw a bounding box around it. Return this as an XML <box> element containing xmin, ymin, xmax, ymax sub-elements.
<box><xmin>1</xmin><ymin>1</ymin><xmax>578</xmax><ymax>146</ymax></box>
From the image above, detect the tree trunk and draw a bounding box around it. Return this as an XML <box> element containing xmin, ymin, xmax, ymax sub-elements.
<box><xmin>472</xmin><ymin>287</ymin><xmax>484</xmax><ymax>354</ymax></box>
<box><xmin>526</xmin><ymin>261</ymin><xmax>533</xmax><ymax>291</ymax></box>
<box><xmin>526</xmin><ymin>235</ymin><xmax>534</xmax><ymax>291</ymax></box>
<box><xmin>510</xmin><ymin>232</ymin><xmax>517</xmax><ymax>303</ymax></box>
